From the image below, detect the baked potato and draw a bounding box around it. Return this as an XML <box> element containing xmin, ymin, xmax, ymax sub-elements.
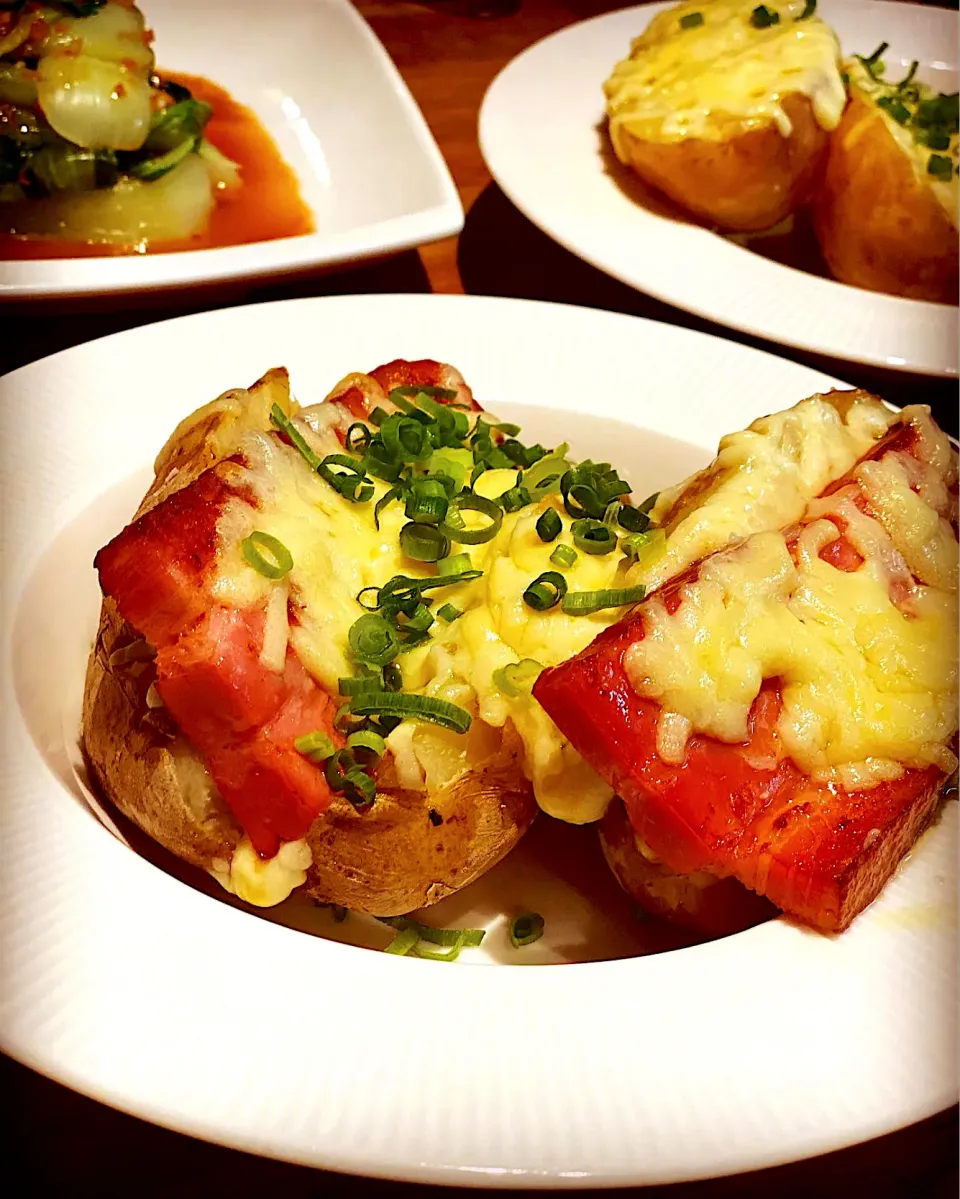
<box><xmin>599</xmin><ymin>799</ymin><xmax>776</xmax><ymax>935</ymax></box>
<box><xmin>813</xmin><ymin>56</ymin><xmax>959</xmax><ymax>303</ymax></box>
<box><xmin>82</xmin><ymin>362</ymin><xmax>540</xmax><ymax>915</ymax></box>
<box><xmin>604</xmin><ymin>0</ymin><xmax>846</xmax><ymax>232</ymax></box>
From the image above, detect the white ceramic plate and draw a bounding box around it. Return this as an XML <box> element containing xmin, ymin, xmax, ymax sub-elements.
<box><xmin>479</xmin><ymin>1</ymin><xmax>958</xmax><ymax>378</ymax></box>
<box><xmin>0</xmin><ymin>0</ymin><xmax>462</xmax><ymax>300</ymax></box>
<box><xmin>1</xmin><ymin>294</ymin><xmax>956</xmax><ymax>1187</ymax></box>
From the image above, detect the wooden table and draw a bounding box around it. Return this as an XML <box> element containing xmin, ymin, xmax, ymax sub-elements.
<box><xmin>4</xmin><ymin>1</ymin><xmax>958</xmax><ymax>1194</ymax></box>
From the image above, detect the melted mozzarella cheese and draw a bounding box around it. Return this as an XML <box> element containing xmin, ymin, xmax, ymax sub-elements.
<box><xmin>212</xmin><ymin>836</ymin><xmax>313</xmax><ymax>906</ymax></box>
<box><xmin>210</xmin><ymin>387</ymin><xmax>901</xmax><ymax>822</ymax></box>
<box><xmin>642</xmin><ymin>391</ymin><xmax>897</xmax><ymax>591</ymax></box>
<box><xmin>604</xmin><ymin>0</ymin><xmax>846</xmax><ymax>148</ymax></box>
<box><xmin>625</xmin><ymin>410</ymin><xmax>959</xmax><ymax>787</ymax></box>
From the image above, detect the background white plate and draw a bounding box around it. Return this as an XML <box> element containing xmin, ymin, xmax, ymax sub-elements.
<box><xmin>479</xmin><ymin>0</ymin><xmax>958</xmax><ymax>378</ymax></box>
<box><xmin>0</xmin><ymin>0</ymin><xmax>462</xmax><ymax>300</ymax></box>
<box><xmin>1</xmin><ymin>294</ymin><xmax>956</xmax><ymax>1187</ymax></box>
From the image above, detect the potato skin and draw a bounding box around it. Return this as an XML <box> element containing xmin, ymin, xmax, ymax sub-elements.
<box><xmin>599</xmin><ymin>799</ymin><xmax>776</xmax><ymax>936</ymax></box>
<box><xmin>813</xmin><ymin>91</ymin><xmax>959</xmax><ymax>303</ymax></box>
<box><xmin>612</xmin><ymin>93</ymin><xmax>830</xmax><ymax>232</ymax></box>
<box><xmin>81</xmin><ymin>370</ymin><xmax>538</xmax><ymax>916</ymax></box>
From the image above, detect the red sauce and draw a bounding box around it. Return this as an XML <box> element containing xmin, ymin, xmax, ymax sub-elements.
<box><xmin>0</xmin><ymin>72</ymin><xmax>314</xmax><ymax>259</ymax></box>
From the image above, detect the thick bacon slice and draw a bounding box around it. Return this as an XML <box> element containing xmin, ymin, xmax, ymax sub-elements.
<box><xmin>535</xmin><ymin>420</ymin><xmax>956</xmax><ymax>931</ymax></box>
<box><xmin>94</xmin><ymin>359</ymin><xmax>476</xmax><ymax>859</ymax></box>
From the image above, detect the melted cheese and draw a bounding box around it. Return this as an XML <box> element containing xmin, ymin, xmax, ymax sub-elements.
<box><xmin>846</xmin><ymin>58</ymin><xmax>959</xmax><ymax>229</ymax></box>
<box><xmin>210</xmin><ymin>387</ymin><xmax>899</xmax><ymax>823</ymax></box>
<box><xmin>212</xmin><ymin>837</ymin><xmax>313</xmax><ymax>906</ymax></box>
<box><xmin>625</xmin><ymin>411</ymin><xmax>959</xmax><ymax>787</ymax></box>
<box><xmin>642</xmin><ymin>391</ymin><xmax>897</xmax><ymax>591</ymax></box>
<box><xmin>604</xmin><ymin>0</ymin><xmax>846</xmax><ymax>149</ymax></box>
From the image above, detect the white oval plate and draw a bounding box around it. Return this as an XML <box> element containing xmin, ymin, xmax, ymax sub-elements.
<box><xmin>0</xmin><ymin>294</ymin><xmax>956</xmax><ymax>1187</ymax></box>
<box><xmin>479</xmin><ymin>1</ymin><xmax>958</xmax><ymax>378</ymax></box>
<box><xmin>0</xmin><ymin>0</ymin><xmax>462</xmax><ymax>301</ymax></box>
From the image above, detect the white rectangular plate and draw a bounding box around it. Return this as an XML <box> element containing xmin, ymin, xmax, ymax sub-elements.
<box><xmin>0</xmin><ymin>0</ymin><xmax>463</xmax><ymax>300</ymax></box>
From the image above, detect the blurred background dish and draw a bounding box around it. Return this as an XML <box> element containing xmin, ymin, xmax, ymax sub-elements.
<box><xmin>0</xmin><ymin>0</ymin><xmax>463</xmax><ymax>300</ymax></box>
<box><xmin>479</xmin><ymin>0</ymin><xmax>958</xmax><ymax>377</ymax></box>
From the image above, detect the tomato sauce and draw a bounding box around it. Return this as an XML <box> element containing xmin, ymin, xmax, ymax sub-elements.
<box><xmin>0</xmin><ymin>72</ymin><xmax>314</xmax><ymax>259</ymax></box>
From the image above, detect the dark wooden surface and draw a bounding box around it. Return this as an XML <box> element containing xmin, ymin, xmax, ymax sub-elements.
<box><xmin>3</xmin><ymin>0</ymin><xmax>958</xmax><ymax>1193</ymax></box>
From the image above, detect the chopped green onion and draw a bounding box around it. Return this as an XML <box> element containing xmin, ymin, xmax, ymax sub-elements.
<box><xmin>427</xmin><ymin>447</ymin><xmax>473</xmax><ymax>491</ymax></box>
<box><xmin>411</xmin><ymin>934</ymin><xmax>466</xmax><ymax>961</ymax></box>
<box><xmin>679</xmin><ymin>11</ymin><xmax>703</xmax><ymax>28</ymax></box>
<box><xmin>438</xmin><ymin>552</ymin><xmax>473</xmax><ymax>576</ymax></box>
<box><xmin>374</xmin><ymin>485</ymin><xmax>402</xmax><ymax>530</ymax></box>
<box><xmin>638</xmin><ymin>492</ymin><xmax>660</xmax><ymax>515</ymax></box>
<box><xmin>928</xmin><ymin>153</ymin><xmax>954</xmax><ymax>179</ymax></box>
<box><xmin>270</xmin><ymin>404</ymin><xmax>323</xmax><ymax>472</ymax></box>
<box><xmin>338</xmin><ymin>669</ymin><xmax>383</xmax><ymax>696</ymax></box>
<box><xmin>382</xmin><ymin>414</ymin><xmax>432</xmax><ymax>464</ymax></box>
<box><xmin>798</xmin><ymin>0</ymin><xmax>815</xmax><ymax>18</ymax></box>
<box><xmin>345</xmin><ymin>422</ymin><xmax>371</xmax><ymax>454</ymax></box>
<box><xmin>240</xmin><ymin>530</ymin><xmax>294</xmax><ymax>580</ymax></box>
<box><xmin>493</xmin><ymin>659</ymin><xmax>543</xmax><ymax>697</ymax></box>
<box><xmin>343</xmin><ymin>767</ymin><xmax>377</xmax><ymax>808</ymax></box>
<box><xmin>523</xmin><ymin>571</ymin><xmax>568</xmax><ymax>611</ymax></box>
<box><xmin>376</xmin><ymin>571</ymin><xmax>483</xmax><ymax>608</ymax></box>
<box><xmin>440</xmin><ymin>493</ymin><xmax>504</xmax><ymax>545</ymax></box>
<box><xmin>400</xmin><ymin>521</ymin><xmax>450</xmax><ymax>563</ymax></box>
<box><xmin>498</xmin><ymin>482</ymin><xmax>532</xmax><ymax>513</ymax></box>
<box><xmin>349</xmin><ymin>614</ymin><xmax>401</xmax><ymax>666</ymax></box>
<box><xmin>857</xmin><ymin>42</ymin><xmax>888</xmax><ymax>79</ymax></box>
<box><xmin>621</xmin><ymin>527</ymin><xmax>666</xmax><ymax>564</ymax></box>
<box><xmin>571</xmin><ymin>518</ymin><xmax>618</xmax><ymax>556</ymax></box>
<box><xmin>536</xmin><ymin>508</ymin><xmax>562</xmax><ymax>542</ymax></box>
<box><xmin>347</xmin><ymin>729</ymin><xmax>386</xmax><ymax>761</ymax></box>
<box><xmin>404</xmin><ymin>479</ymin><xmax>450</xmax><ymax>524</ymax></box>
<box><xmin>877</xmin><ymin>95</ymin><xmax>910</xmax><ymax>125</ymax></box>
<box><xmin>896</xmin><ymin>60</ymin><xmax>919</xmax><ymax>91</ymax></box>
<box><xmin>509</xmin><ymin>912</ymin><xmax>545</xmax><ymax>948</ymax></box>
<box><xmin>379</xmin><ymin>916</ymin><xmax>485</xmax><ymax>947</ymax></box>
<box><xmin>561</xmin><ymin>584</ymin><xmax>646</xmax><ymax>615</ymax></box>
<box><xmin>402</xmin><ymin>602</ymin><xmax>435</xmax><ymax>633</ymax></box>
<box><xmin>389</xmin><ymin>384</ymin><xmax>458</xmax><ymax>401</ymax></box>
<box><xmin>915</xmin><ymin>127</ymin><xmax>951</xmax><ymax>151</ymax></box>
<box><xmin>348</xmin><ymin>692</ymin><xmax>472</xmax><ymax>733</ymax></box>
<box><xmin>749</xmin><ymin>5</ymin><xmax>780</xmax><ymax>28</ymax></box>
<box><xmin>294</xmin><ymin>730</ymin><xmax>336</xmax><ymax>761</ymax></box>
<box><xmin>437</xmin><ymin>603</ymin><xmax>462</xmax><ymax>623</ymax></box>
<box><xmin>384</xmin><ymin>927</ymin><xmax>420</xmax><ymax>955</ymax></box>
<box><xmin>550</xmin><ymin>544</ymin><xmax>578</xmax><ymax>568</ymax></box>
<box><xmin>617</xmin><ymin>504</ymin><xmax>650</xmax><ymax>533</ymax></box>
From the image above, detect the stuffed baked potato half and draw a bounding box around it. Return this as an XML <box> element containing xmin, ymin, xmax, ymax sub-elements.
<box><xmin>813</xmin><ymin>56</ymin><xmax>959</xmax><ymax>303</ymax></box>
<box><xmin>604</xmin><ymin>0</ymin><xmax>846</xmax><ymax>232</ymax></box>
<box><xmin>81</xmin><ymin>363</ymin><xmax>539</xmax><ymax>915</ymax></box>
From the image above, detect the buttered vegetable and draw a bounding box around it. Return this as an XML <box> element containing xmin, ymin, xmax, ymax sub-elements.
<box><xmin>604</xmin><ymin>0</ymin><xmax>845</xmax><ymax>146</ymax></box>
<box><xmin>625</xmin><ymin>406</ymin><xmax>959</xmax><ymax>789</ymax></box>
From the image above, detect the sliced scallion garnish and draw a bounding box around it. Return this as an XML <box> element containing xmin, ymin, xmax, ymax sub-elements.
<box><xmin>384</xmin><ymin>927</ymin><xmax>420</xmax><ymax>955</ymax></box>
<box><xmin>928</xmin><ymin>153</ymin><xmax>954</xmax><ymax>179</ymax></box>
<box><xmin>561</xmin><ymin>584</ymin><xmax>646</xmax><ymax>615</ymax></box>
<box><xmin>523</xmin><ymin>571</ymin><xmax>568</xmax><ymax>611</ymax></box>
<box><xmin>679</xmin><ymin>11</ymin><xmax>703</xmax><ymax>28</ymax></box>
<box><xmin>509</xmin><ymin>912</ymin><xmax>544</xmax><ymax>948</ymax></box>
<box><xmin>536</xmin><ymin>508</ymin><xmax>562</xmax><ymax>543</ymax></box>
<box><xmin>492</xmin><ymin>659</ymin><xmax>543</xmax><ymax>697</ymax></box>
<box><xmin>437</xmin><ymin>603</ymin><xmax>462</xmax><ymax>623</ymax></box>
<box><xmin>240</xmin><ymin>530</ymin><xmax>294</xmax><ymax>580</ymax></box>
<box><xmin>400</xmin><ymin>521</ymin><xmax>450</xmax><ymax>562</ymax></box>
<box><xmin>749</xmin><ymin>4</ymin><xmax>780</xmax><ymax>28</ymax></box>
<box><xmin>571</xmin><ymin>518</ymin><xmax>618</xmax><ymax>556</ymax></box>
<box><xmin>440</xmin><ymin>492</ymin><xmax>504</xmax><ymax>545</ymax></box>
<box><xmin>294</xmin><ymin>730</ymin><xmax>336</xmax><ymax>761</ymax></box>
<box><xmin>348</xmin><ymin>614</ymin><xmax>401</xmax><ymax>666</ymax></box>
<box><xmin>549</xmin><ymin>544</ymin><xmax>577</xmax><ymax>568</ymax></box>
<box><xmin>348</xmin><ymin>692</ymin><xmax>472</xmax><ymax>733</ymax></box>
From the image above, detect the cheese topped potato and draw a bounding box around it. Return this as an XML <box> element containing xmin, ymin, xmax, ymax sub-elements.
<box><xmin>813</xmin><ymin>50</ymin><xmax>959</xmax><ymax>302</ymax></box>
<box><xmin>604</xmin><ymin>0</ymin><xmax>846</xmax><ymax>230</ymax></box>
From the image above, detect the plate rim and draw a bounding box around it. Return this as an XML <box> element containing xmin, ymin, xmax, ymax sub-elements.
<box><xmin>477</xmin><ymin>0</ymin><xmax>959</xmax><ymax>379</ymax></box>
<box><xmin>0</xmin><ymin>0</ymin><xmax>464</xmax><ymax>301</ymax></box>
<box><xmin>1</xmin><ymin>292</ymin><xmax>956</xmax><ymax>1187</ymax></box>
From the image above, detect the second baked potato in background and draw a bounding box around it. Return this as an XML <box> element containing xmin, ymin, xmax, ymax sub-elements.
<box><xmin>604</xmin><ymin>0</ymin><xmax>846</xmax><ymax>231</ymax></box>
<box><xmin>814</xmin><ymin>53</ymin><xmax>959</xmax><ymax>303</ymax></box>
